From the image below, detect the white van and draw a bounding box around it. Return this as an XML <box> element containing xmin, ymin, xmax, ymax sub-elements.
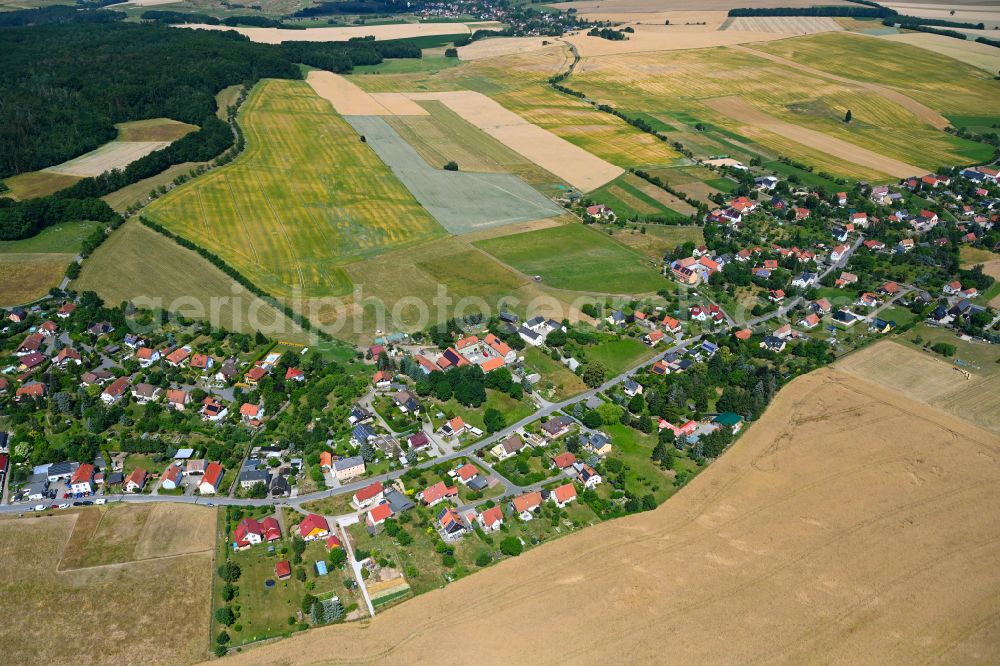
<box><xmin>94</xmin><ymin>498</ymin><xmax>106</xmax><ymax>505</ymax></box>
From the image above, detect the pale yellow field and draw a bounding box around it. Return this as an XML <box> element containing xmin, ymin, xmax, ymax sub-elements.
<box><xmin>1</xmin><ymin>504</ymin><xmax>214</xmax><ymax>666</ymax></box>
<box><xmin>405</xmin><ymin>90</ymin><xmax>624</xmax><ymax>191</ymax></box>
<box><xmin>44</xmin><ymin>140</ymin><xmax>171</xmax><ymax>177</ymax></box>
<box><xmin>836</xmin><ymin>340</ymin><xmax>1000</xmax><ymax>435</ymax></box>
<box><xmin>458</xmin><ymin>36</ymin><xmax>558</xmax><ymax>61</ymax></box>
<box><xmin>723</xmin><ymin>15</ymin><xmax>843</xmax><ymax>35</ymax></box>
<box><xmin>883</xmin><ymin>2</ymin><xmax>1000</xmax><ymax>29</ymax></box>
<box><xmin>219</xmin><ymin>363</ymin><xmax>1000</xmax><ymax>664</ymax></box>
<box><xmin>175</xmin><ymin>21</ymin><xmax>473</xmax><ymax>44</ymax></box>
<box><xmin>880</xmin><ymin>32</ymin><xmax>1000</xmax><ymax>73</ymax></box>
<box><xmin>563</xmin><ymin>22</ymin><xmax>788</xmax><ymax>57</ymax></box>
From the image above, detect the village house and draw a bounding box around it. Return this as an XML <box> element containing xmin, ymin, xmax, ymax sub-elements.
<box><xmin>478</xmin><ymin>506</ymin><xmax>504</xmax><ymax>532</ymax></box>
<box><xmin>437</xmin><ymin>506</ymin><xmax>468</xmax><ymax>540</ymax></box>
<box><xmin>541</xmin><ymin>415</ymin><xmax>574</xmax><ymax>439</ymax></box>
<box><xmin>511</xmin><ymin>491</ymin><xmax>543</xmax><ymax>521</ymax></box>
<box><xmin>123</xmin><ymin>467</ymin><xmax>147</xmax><ymax>493</ymax></box>
<box><xmin>69</xmin><ymin>463</ymin><xmax>95</xmax><ymax>495</ymax></box>
<box><xmin>551</xmin><ymin>483</ymin><xmax>577</xmax><ymax>508</ymax></box>
<box><xmin>234</xmin><ymin>516</ymin><xmax>281</xmax><ymax>549</ymax></box>
<box><xmin>760</xmin><ymin>336</ymin><xmax>786</xmax><ymax>353</ymax></box>
<box><xmin>201</xmin><ymin>397</ymin><xmax>228</xmax><ymax>422</ymax></box>
<box><xmin>491</xmin><ymin>433</ymin><xmax>525</xmax><ymax>461</ymax></box>
<box><xmin>54</xmin><ymin>347</ymin><xmax>82</xmax><ymax>367</ymax></box>
<box><xmin>298</xmin><ymin>513</ymin><xmax>330</xmax><ymax>541</ymax></box>
<box><xmin>573</xmin><ymin>462</ymin><xmax>602</xmax><ymax>488</ymax></box>
<box><xmin>131</xmin><ymin>383</ymin><xmax>162</xmax><ymax>404</ymax></box>
<box><xmin>352</xmin><ymin>480</ymin><xmax>385</xmax><ymax>509</ymax></box>
<box><xmin>101</xmin><ymin>376</ymin><xmax>131</xmax><ymax>405</ymax></box>
<box><xmin>57</xmin><ymin>302</ymin><xmax>76</xmax><ymax>318</ymax></box>
<box><xmin>161</xmin><ymin>464</ymin><xmax>183</xmax><ymax>490</ymax></box>
<box><xmin>799</xmin><ymin>313</ymin><xmax>821</xmax><ymax>329</ymax></box>
<box><xmin>198</xmin><ymin>462</ymin><xmax>224</xmax><ymax>494</ymax></box>
<box><xmin>367</xmin><ymin>503</ymin><xmax>394</xmax><ymax>530</ymax></box>
<box><xmin>439</xmin><ymin>416</ymin><xmax>467</xmax><ymax>438</ymax></box>
<box><xmin>551</xmin><ymin>452</ymin><xmax>577</xmax><ymax>472</ymax></box>
<box><xmin>135</xmin><ymin>347</ymin><xmax>160</xmax><ymax>367</ymax></box>
<box><xmin>418</xmin><ymin>480</ymin><xmax>458</xmax><ymax>507</ymax></box>
<box><xmin>164</xmin><ymin>346</ymin><xmax>190</xmax><ymax>368</ymax></box>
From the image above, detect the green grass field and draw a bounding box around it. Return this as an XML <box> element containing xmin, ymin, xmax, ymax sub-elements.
<box><xmin>584</xmin><ymin>337</ymin><xmax>656</xmax><ymax>375</ymax></box>
<box><xmin>352</xmin><ymin>56</ymin><xmax>460</xmax><ymax>76</ymax></box>
<box><xmin>601</xmin><ymin>224</ymin><xmax>703</xmax><ymax>261</ymax></box>
<box><xmin>144</xmin><ymin>78</ymin><xmax>444</xmax><ymax>298</ymax></box>
<box><xmin>75</xmin><ymin>220</ymin><xmax>310</xmax><ymax>342</ymax></box>
<box><xmin>524</xmin><ymin>346</ymin><xmax>588</xmax><ymax>400</ymax></box>
<box><xmin>0</xmin><ymin>220</ymin><xmax>99</xmax><ymax>306</ymax></box>
<box><xmin>474</xmin><ymin>223</ymin><xmax>664</xmax><ymax>294</ymax></box>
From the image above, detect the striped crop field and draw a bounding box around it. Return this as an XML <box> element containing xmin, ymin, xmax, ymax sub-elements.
<box><xmin>572</xmin><ymin>38</ymin><xmax>995</xmax><ymax>178</ymax></box>
<box><xmin>144</xmin><ymin>79</ymin><xmax>444</xmax><ymax>298</ymax></box>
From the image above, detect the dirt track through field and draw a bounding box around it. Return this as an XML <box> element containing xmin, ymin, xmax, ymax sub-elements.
<box><xmin>735</xmin><ymin>43</ymin><xmax>950</xmax><ymax>129</ymax></box>
<box><xmin>704</xmin><ymin>95</ymin><xmax>925</xmax><ymax>178</ymax></box>
<box><xmin>218</xmin><ymin>362</ymin><xmax>1000</xmax><ymax>665</ymax></box>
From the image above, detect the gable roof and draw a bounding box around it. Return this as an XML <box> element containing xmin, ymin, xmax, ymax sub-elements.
<box><xmin>553</xmin><ymin>483</ymin><xmax>577</xmax><ymax>504</ymax></box>
<box><xmin>355</xmin><ymin>480</ymin><xmax>384</xmax><ymax>502</ymax></box>
<box><xmin>298</xmin><ymin>513</ymin><xmax>330</xmax><ymax>538</ymax></box>
<box><xmin>512</xmin><ymin>491</ymin><xmax>542</xmax><ymax>513</ymax></box>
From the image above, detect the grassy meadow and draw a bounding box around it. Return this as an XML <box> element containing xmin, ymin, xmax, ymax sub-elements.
<box><xmin>75</xmin><ymin>220</ymin><xmax>310</xmax><ymax>343</ymax></box>
<box><xmin>0</xmin><ymin>220</ymin><xmax>99</xmax><ymax>306</ymax></box>
<box><xmin>474</xmin><ymin>223</ymin><xmax>664</xmax><ymax>294</ymax></box>
<box><xmin>144</xmin><ymin>78</ymin><xmax>444</xmax><ymax>298</ymax></box>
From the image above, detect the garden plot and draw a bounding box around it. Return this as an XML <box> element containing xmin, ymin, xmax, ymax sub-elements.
<box><xmin>344</xmin><ymin>116</ymin><xmax>563</xmax><ymax>234</ymax></box>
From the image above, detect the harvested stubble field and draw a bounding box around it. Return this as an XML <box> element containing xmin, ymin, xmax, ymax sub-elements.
<box><xmin>880</xmin><ymin>32</ymin><xmax>1000</xmax><ymax>73</ymax></box>
<box><xmin>754</xmin><ymin>31</ymin><xmax>1000</xmax><ymax>117</ymax></box>
<box><xmin>75</xmin><ymin>220</ymin><xmax>310</xmax><ymax>343</ymax></box>
<box><xmin>144</xmin><ymin>78</ymin><xmax>443</xmax><ymax>298</ymax></box>
<box><xmin>573</xmin><ymin>40</ymin><xmax>992</xmax><ymax>179</ymax></box>
<box><xmin>837</xmin><ymin>339</ymin><xmax>1000</xmax><ymax>434</ymax></box>
<box><xmin>0</xmin><ymin>220</ymin><xmax>99</xmax><ymax>305</ymax></box>
<box><xmin>386</xmin><ymin>99</ymin><xmax>563</xmax><ymax>188</ymax></box>
<box><xmin>174</xmin><ymin>22</ymin><xmax>472</xmax><ymax>44</ymax></box>
<box><xmin>1</xmin><ymin>504</ymin><xmax>214</xmax><ymax>666</ymax></box>
<box><xmin>721</xmin><ymin>16</ymin><xmax>842</xmax><ymax>35</ymax></box>
<box><xmin>562</xmin><ymin>22</ymin><xmax>789</xmax><ymax>57</ymax></box>
<box><xmin>115</xmin><ymin>117</ymin><xmax>198</xmax><ymax>142</ymax></box>
<box><xmin>1</xmin><ymin>170</ymin><xmax>81</xmax><ymax>199</ymax></box>
<box><xmin>45</xmin><ymin>140</ymin><xmax>174</xmax><ymax>177</ymax></box>
<box><xmin>219</xmin><ymin>363</ymin><xmax>1000</xmax><ymax>665</ymax></box>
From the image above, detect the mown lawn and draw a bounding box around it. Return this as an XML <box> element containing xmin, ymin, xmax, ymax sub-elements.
<box><xmin>585</xmin><ymin>337</ymin><xmax>657</xmax><ymax>375</ymax></box>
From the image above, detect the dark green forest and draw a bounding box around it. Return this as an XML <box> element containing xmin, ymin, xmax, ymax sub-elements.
<box><xmin>0</xmin><ymin>6</ymin><xmax>422</xmax><ymax>240</ymax></box>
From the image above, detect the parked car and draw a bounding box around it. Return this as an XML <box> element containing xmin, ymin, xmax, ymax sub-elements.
<box><xmin>94</xmin><ymin>499</ymin><xmax>106</xmax><ymax>505</ymax></box>
<box><xmin>33</xmin><ymin>504</ymin><xmax>46</xmax><ymax>512</ymax></box>
<box><xmin>58</xmin><ymin>503</ymin><xmax>70</xmax><ymax>509</ymax></box>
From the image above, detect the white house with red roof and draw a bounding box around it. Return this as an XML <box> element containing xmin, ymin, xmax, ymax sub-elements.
<box><xmin>418</xmin><ymin>481</ymin><xmax>457</xmax><ymax>507</ymax></box>
<box><xmin>367</xmin><ymin>503</ymin><xmax>394</xmax><ymax>529</ymax></box>
<box><xmin>551</xmin><ymin>483</ymin><xmax>577</xmax><ymax>508</ymax></box>
<box><xmin>69</xmin><ymin>463</ymin><xmax>95</xmax><ymax>495</ymax></box>
<box><xmin>234</xmin><ymin>517</ymin><xmax>282</xmax><ymax>549</ymax></box>
<box><xmin>511</xmin><ymin>491</ymin><xmax>543</xmax><ymax>521</ymax></box>
<box><xmin>198</xmin><ymin>462</ymin><xmax>224</xmax><ymax>494</ymax></box>
<box><xmin>124</xmin><ymin>467</ymin><xmax>147</xmax><ymax>493</ymax></box>
<box><xmin>298</xmin><ymin>513</ymin><xmax>331</xmax><ymax>541</ymax></box>
<box><xmin>352</xmin><ymin>481</ymin><xmax>385</xmax><ymax>509</ymax></box>
<box><xmin>453</xmin><ymin>463</ymin><xmax>480</xmax><ymax>486</ymax></box>
<box><xmin>477</xmin><ymin>506</ymin><xmax>504</xmax><ymax>532</ymax></box>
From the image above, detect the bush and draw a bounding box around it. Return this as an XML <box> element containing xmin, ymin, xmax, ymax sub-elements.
<box><xmin>444</xmin><ymin>47</ymin><xmax>458</xmax><ymax>57</ymax></box>
<box><xmin>216</xmin><ymin>631</ymin><xmax>230</xmax><ymax>645</ymax></box>
<box><xmin>499</xmin><ymin>536</ymin><xmax>523</xmax><ymax>557</ymax></box>
<box><xmin>930</xmin><ymin>342</ymin><xmax>956</xmax><ymax>357</ymax></box>
<box><xmin>214</xmin><ymin>607</ymin><xmax>235</xmax><ymax>626</ymax></box>
<box><xmin>443</xmin><ymin>160</ymin><xmax>459</xmax><ymax>171</ymax></box>
<box><xmin>475</xmin><ymin>552</ymin><xmax>491</xmax><ymax>567</ymax></box>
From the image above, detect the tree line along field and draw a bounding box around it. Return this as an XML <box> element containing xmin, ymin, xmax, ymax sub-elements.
<box><xmin>143</xmin><ymin>78</ymin><xmax>444</xmax><ymax>299</ymax></box>
<box><xmin>571</xmin><ymin>37</ymin><xmax>994</xmax><ymax>180</ymax></box>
